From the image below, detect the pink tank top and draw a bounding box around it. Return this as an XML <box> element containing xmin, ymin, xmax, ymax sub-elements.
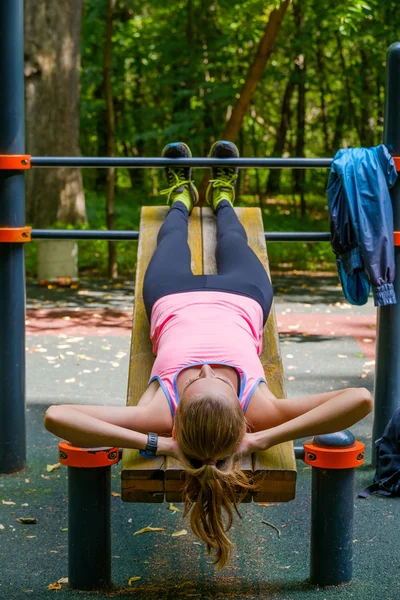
<box><xmin>149</xmin><ymin>291</ymin><xmax>267</xmax><ymax>416</ymax></box>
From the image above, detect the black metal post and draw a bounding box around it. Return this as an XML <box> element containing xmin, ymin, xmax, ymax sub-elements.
<box><xmin>373</xmin><ymin>42</ymin><xmax>400</xmax><ymax>456</ymax></box>
<box><xmin>0</xmin><ymin>0</ymin><xmax>26</xmax><ymax>473</ymax></box>
<box><xmin>68</xmin><ymin>466</ymin><xmax>112</xmax><ymax>590</ymax></box>
<box><xmin>309</xmin><ymin>432</ymin><xmax>358</xmax><ymax>586</ymax></box>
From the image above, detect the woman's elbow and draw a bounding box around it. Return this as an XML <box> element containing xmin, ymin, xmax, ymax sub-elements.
<box><xmin>44</xmin><ymin>405</ymin><xmax>62</xmax><ymax>435</ymax></box>
<box><xmin>358</xmin><ymin>387</ymin><xmax>374</xmax><ymax>414</ymax></box>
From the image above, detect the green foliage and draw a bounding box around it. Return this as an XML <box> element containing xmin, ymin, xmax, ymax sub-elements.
<box><xmin>30</xmin><ymin>0</ymin><xmax>399</xmax><ymax>277</ymax></box>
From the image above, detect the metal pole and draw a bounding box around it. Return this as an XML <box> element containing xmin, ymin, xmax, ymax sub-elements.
<box><xmin>373</xmin><ymin>42</ymin><xmax>400</xmax><ymax>455</ymax></box>
<box><xmin>68</xmin><ymin>466</ymin><xmax>112</xmax><ymax>590</ymax></box>
<box><xmin>29</xmin><ymin>229</ymin><xmax>331</xmax><ymax>242</ymax></box>
<box><xmin>308</xmin><ymin>431</ymin><xmax>360</xmax><ymax>586</ymax></box>
<box><xmin>0</xmin><ymin>0</ymin><xmax>26</xmax><ymax>473</ymax></box>
<box><xmin>30</xmin><ymin>156</ymin><xmax>333</xmax><ymax>169</ymax></box>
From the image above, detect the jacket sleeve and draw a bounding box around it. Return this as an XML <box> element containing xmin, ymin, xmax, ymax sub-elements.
<box><xmin>327</xmin><ymin>149</ymin><xmax>363</xmax><ymax>274</ymax></box>
<box><xmin>341</xmin><ymin>146</ymin><xmax>397</xmax><ymax>307</ymax></box>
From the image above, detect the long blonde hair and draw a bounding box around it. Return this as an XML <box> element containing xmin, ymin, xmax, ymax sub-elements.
<box><xmin>174</xmin><ymin>390</ymin><xmax>255</xmax><ymax>570</ymax></box>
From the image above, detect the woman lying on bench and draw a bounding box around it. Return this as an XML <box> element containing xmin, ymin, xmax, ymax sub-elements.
<box><xmin>44</xmin><ymin>140</ymin><xmax>373</xmax><ymax>570</ymax></box>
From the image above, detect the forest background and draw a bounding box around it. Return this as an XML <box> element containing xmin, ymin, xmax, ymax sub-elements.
<box><xmin>24</xmin><ymin>0</ymin><xmax>400</xmax><ymax>279</ymax></box>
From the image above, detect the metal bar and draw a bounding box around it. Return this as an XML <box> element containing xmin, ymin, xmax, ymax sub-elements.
<box><xmin>0</xmin><ymin>0</ymin><xmax>26</xmax><ymax>473</ymax></box>
<box><xmin>68</xmin><ymin>466</ymin><xmax>112</xmax><ymax>590</ymax></box>
<box><xmin>373</xmin><ymin>42</ymin><xmax>400</xmax><ymax>458</ymax></box>
<box><xmin>30</xmin><ymin>229</ymin><xmax>330</xmax><ymax>242</ymax></box>
<box><xmin>30</xmin><ymin>156</ymin><xmax>333</xmax><ymax>169</ymax></box>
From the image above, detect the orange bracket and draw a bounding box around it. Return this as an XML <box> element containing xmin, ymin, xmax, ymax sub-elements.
<box><xmin>303</xmin><ymin>440</ymin><xmax>364</xmax><ymax>469</ymax></box>
<box><xmin>58</xmin><ymin>441</ymin><xmax>120</xmax><ymax>468</ymax></box>
<box><xmin>393</xmin><ymin>156</ymin><xmax>400</xmax><ymax>172</ymax></box>
<box><xmin>0</xmin><ymin>155</ymin><xmax>31</xmax><ymax>170</ymax></box>
<box><xmin>0</xmin><ymin>227</ymin><xmax>32</xmax><ymax>243</ymax></box>
<box><xmin>394</xmin><ymin>232</ymin><xmax>400</xmax><ymax>247</ymax></box>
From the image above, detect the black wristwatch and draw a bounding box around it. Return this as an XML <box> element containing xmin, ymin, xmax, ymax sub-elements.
<box><xmin>139</xmin><ymin>432</ymin><xmax>159</xmax><ymax>459</ymax></box>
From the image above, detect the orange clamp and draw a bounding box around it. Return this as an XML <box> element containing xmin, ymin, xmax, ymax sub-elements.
<box><xmin>58</xmin><ymin>441</ymin><xmax>120</xmax><ymax>468</ymax></box>
<box><xmin>394</xmin><ymin>232</ymin><xmax>400</xmax><ymax>247</ymax></box>
<box><xmin>303</xmin><ymin>440</ymin><xmax>364</xmax><ymax>469</ymax></box>
<box><xmin>393</xmin><ymin>156</ymin><xmax>400</xmax><ymax>172</ymax></box>
<box><xmin>0</xmin><ymin>227</ymin><xmax>32</xmax><ymax>243</ymax></box>
<box><xmin>0</xmin><ymin>155</ymin><xmax>31</xmax><ymax>170</ymax></box>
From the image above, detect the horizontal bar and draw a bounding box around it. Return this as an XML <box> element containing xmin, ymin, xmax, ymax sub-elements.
<box><xmin>30</xmin><ymin>157</ymin><xmax>333</xmax><ymax>169</ymax></box>
<box><xmin>294</xmin><ymin>446</ymin><xmax>305</xmax><ymax>460</ymax></box>
<box><xmin>30</xmin><ymin>229</ymin><xmax>331</xmax><ymax>242</ymax></box>
<box><xmin>31</xmin><ymin>229</ymin><xmax>140</xmax><ymax>241</ymax></box>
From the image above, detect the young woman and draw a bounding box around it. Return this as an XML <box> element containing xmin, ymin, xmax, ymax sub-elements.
<box><xmin>44</xmin><ymin>140</ymin><xmax>373</xmax><ymax>569</ymax></box>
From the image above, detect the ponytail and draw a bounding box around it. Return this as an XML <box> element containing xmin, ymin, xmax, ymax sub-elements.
<box><xmin>174</xmin><ymin>390</ymin><xmax>256</xmax><ymax>570</ymax></box>
<box><xmin>182</xmin><ymin>460</ymin><xmax>255</xmax><ymax>570</ymax></box>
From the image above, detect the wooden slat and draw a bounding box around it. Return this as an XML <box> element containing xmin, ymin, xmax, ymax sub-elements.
<box><xmin>202</xmin><ymin>207</ymin><xmax>296</xmax><ymax>502</ymax></box>
<box><xmin>121</xmin><ymin>206</ymin><xmax>202</xmax><ymax>501</ymax></box>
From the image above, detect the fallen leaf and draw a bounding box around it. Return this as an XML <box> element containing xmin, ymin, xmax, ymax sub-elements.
<box><xmin>172</xmin><ymin>529</ymin><xmax>188</xmax><ymax>537</ymax></box>
<box><xmin>286</xmin><ymin>354</ymin><xmax>294</xmax><ymax>359</ymax></box>
<box><xmin>21</xmin><ymin>503</ymin><xmax>29</xmax><ymax>507</ymax></box>
<box><xmin>17</xmin><ymin>517</ymin><xmax>37</xmax><ymax>524</ymax></box>
<box><xmin>65</xmin><ymin>378</ymin><xmax>76</xmax><ymax>383</ymax></box>
<box><xmin>355</xmin><ymin>353</ymin><xmax>365</xmax><ymax>358</ymax></box>
<box><xmin>133</xmin><ymin>525</ymin><xmax>165</xmax><ymax>535</ymax></box>
<box><xmin>287</xmin><ymin>376</ymin><xmax>295</xmax><ymax>381</ymax></box>
<box><xmin>60</xmin><ymin>527</ymin><xmax>68</xmax><ymax>532</ymax></box>
<box><xmin>257</xmin><ymin>503</ymin><xmax>280</xmax><ymax>507</ymax></box>
<box><xmin>58</xmin><ymin>577</ymin><xmax>68</xmax><ymax>584</ymax></box>
<box><xmin>25</xmin><ymin>479</ymin><xmax>30</xmax><ymax>483</ymax></box>
<box><xmin>46</xmin><ymin>463</ymin><xmax>61</xmax><ymax>473</ymax></box>
<box><xmin>111</xmin><ymin>492</ymin><xmax>120</xmax><ymax>497</ymax></box>
<box><xmin>128</xmin><ymin>577</ymin><xmax>141</xmax><ymax>585</ymax></box>
<box><xmin>168</xmin><ymin>503</ymin><xmax>182</xmax><ymax>513</ymax></box>
<box><xmin>77</xmin><ymin>354</ymin><xmax>96</xmax><ymax>361</ymax></box>
<box><xmin>48</xmin><ymin>582</ymin><xmax>62</xmax><ymax>591</ymax></box>
<box><xmin>0</xmin><ymin>524</ymin><xmax>4</xmax><ymax>530</ymax></box>
<box><xmin>362</xmin><ymin>338</ymin><xmax>373</xmax><ymax>343</ymax></box>
<box><xmin>41</xmin><ymin>474</ymin><xmax>51</xmax><ymax>480</ymax></box>
<box><xmin>337</xmin><ymin>354</ymin><xmax>347</xmax><ymax>358</ymax></box>
<box><xmin>25</xmin><ymin>535</ymin><xmax>36</xmax><ymax>539</ymax></box>
<box><xmin>2</xmin><ymin>500</ymin><xmax>16</xmax><ymax>506</ymax></box>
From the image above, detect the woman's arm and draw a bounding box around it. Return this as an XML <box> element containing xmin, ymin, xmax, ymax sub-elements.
<box><xmin>44</xmin><ymin>401</ymin><xmax>175</xmax><ymax>455</ymax></box>
<box><xmin>247</xmin><ymin>387</ymin><xmax>373</xmax><ymax>453</ymax></box>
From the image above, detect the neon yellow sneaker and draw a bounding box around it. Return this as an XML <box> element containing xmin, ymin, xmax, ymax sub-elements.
<box><xmin>206</xmin><ymin>140</ymin><xmax>239</xmax><ymax>211</ymax></box>
<box><xmin>160</xmin><ymin>142</ymin><xmax>199</xmax><ymax>212</ymax></box>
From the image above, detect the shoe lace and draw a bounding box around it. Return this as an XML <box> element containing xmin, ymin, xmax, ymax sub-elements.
<box><xmin>160</xmin><ymin>169</ymin><xmax>193</xmax><ymax>202</ymax></box>
<box><xmin>209</xmin><ymin>173</ymin><xmax>238</xmax><ymax>193</ymax></box>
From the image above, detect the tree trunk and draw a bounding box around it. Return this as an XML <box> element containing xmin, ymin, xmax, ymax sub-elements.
<box><xmin>359</xmin><ymin>49</ymin><xmax>375</xmax><ymax>147</ymax></box>
<box><xmin>24</xmin><ymin>0</ymin><xmax>86</xmax><ymax>227</ymax></box>
<box><xmin>199</xmin><ymin>0</ymin><xmax>290</xmax><ymax>200</ymax></box>
<box><xmin>335</xmin><ymin>32</ymin><xmax>361</xmax><ymax>144</ymax></box>
<box><xmin>265</xmin><ymin>73</ymin><xmax>295</xmax><ymax>196</ymax></box>
<box><xmin>104</xmin><ymin>0</ymin><xmax>117</xmax><ymax>279</ymax></box>
<box><xmin>293</xmin><ymin>2</ymin><xmax>306</xmax><ymax>216</ymax></box>
<box><xmin>315</xmin><ymin>39</ymin><xmax>330</xmax><ymax>155</ymax></box>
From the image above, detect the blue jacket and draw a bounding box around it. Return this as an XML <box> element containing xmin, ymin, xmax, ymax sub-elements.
<box><xmin>327</xmin><ymin>145</ymin><xmax>397</xmax><ymax>306</ymax></box>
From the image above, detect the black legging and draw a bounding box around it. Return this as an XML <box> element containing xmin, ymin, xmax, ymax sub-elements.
<box><xmin>143</xmin><ymin>200</ymin><xmax>274</xmax><ymax>324</ymax></box>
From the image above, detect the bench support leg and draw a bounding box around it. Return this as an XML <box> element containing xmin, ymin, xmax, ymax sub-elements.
<box><xmin>68</xmin><ymin>466</ymin><xmax>112</xmax><ymax>590</ymax></box>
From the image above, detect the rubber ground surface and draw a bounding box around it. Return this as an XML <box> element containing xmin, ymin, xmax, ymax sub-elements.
<box><xmin>0</xmin><ymin>275</ymin><xmax>398</xmax><ymax>600</ymax></box>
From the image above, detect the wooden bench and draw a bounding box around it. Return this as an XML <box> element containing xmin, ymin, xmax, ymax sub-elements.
<box><xmin>121</xmin><ymin>206</ymin><xmax>296</xmax><ymax>504</ymax></box>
